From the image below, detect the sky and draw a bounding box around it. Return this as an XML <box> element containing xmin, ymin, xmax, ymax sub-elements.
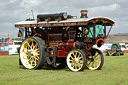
<box><xmin>0</xmin><ymin>0</ymin><xmax>128</xmax><ymax>38</ymax></box>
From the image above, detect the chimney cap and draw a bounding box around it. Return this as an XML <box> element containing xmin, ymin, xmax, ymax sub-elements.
<box><xmin>80</xmin><ymin>10</ymin><xmax>88</xmax><ymax>12</ymax></box>
<box><xmin>80</xmin><ymin>10</ymin><xmax>88</xmax><ymax>18</ymax></box>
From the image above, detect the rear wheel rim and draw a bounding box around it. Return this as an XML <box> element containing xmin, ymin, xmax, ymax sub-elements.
<box><xmin>86</xmin><ymin>50</ymin><xmax>102</xmax><ymax>70</ymax></box>
<box><xmin>67</xmin><ymin>50</ymin><xmax>84</xmax><ymax>71</ymax></box>
<box><xmin>20</xmin><ymin>38</ymin><xmax>40</xmax><ymax>69</ymax></box>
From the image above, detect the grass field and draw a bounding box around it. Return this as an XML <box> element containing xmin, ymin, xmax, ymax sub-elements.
<box><xmin>0</xmin><ymin>54</ymin><xmax>128</xmax><ymax>85</ymax></box>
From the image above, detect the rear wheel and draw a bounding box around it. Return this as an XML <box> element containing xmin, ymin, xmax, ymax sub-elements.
<box><xmin>86</xmin><ymin>48</ymin><xmax>104</xmax><ymax>70</ymax></box>
<box><xmin>66</xmin><ymin>49</ymin><xmax>86</xmax><ymax>72</ymax></box>
<box><xmin>20</xmin><ymin>37</ymin><xmax>46</xmax><ymax>69</ymax></box>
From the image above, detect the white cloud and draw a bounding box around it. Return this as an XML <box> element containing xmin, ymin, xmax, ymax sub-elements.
<box><xmin>88</xmin><ymin>4</ymin><xmax>120</xmax><ymax>17</ymax></box>
<box><xmin>9</xmin><ymin>0</ymin><xmax>17</xmax><ymax>3</ymax></box>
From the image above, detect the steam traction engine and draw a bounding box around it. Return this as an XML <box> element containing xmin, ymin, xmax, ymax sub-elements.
<box><xmin>15</xmin><ymin>10</ymin><xmax>115</xmax><ymax>71</ymax></box>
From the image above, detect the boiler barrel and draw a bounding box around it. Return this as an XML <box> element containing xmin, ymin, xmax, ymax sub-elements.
<box><xmin>37</xmin><ymin>13</ymin><xmax>67</xmax><ymax>21</ymax></box>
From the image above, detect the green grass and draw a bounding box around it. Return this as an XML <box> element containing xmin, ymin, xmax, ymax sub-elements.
<box><xmin>0</xmin><ymin>54</ymin><xmax>128</xmax><ymax>85</ymax></box>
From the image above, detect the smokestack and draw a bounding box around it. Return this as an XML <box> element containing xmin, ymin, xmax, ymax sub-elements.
<box><xmin>80</xmin><ymin>10</ymin><xmax>88</xmax><ymax>18</ymax></box>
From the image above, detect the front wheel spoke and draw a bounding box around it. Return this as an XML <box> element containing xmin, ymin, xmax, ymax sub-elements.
<box><xmin>70</xmin><ymin>63</ymin><xmax>73</xmax><ymax>66</ymax></box>
<box><xmin>95</xmin><ymin>60</ymin><xmax>101</xmax><ymax>64</ymax></box>
<box><xmin>73</xmin><ymin>52</ymin><xmax>77</xmax><ymax>58</ymax></box>
<box><xmin>72</xmin><ymin>64</ymin><xmax>75</xmax><ymax>69</ymax></box>
<box><xmin>77</xmin><ymin>63</ymin><xmax>82</xmax><ymax>68</ymax></box>
<box><xmin>70</xmin><ymin>56</ymin><xmax>74</xmax><ymax>60</ymax></box>
<box><xmin>74</xmin><ymin>64</ymin><xmax>77</xmax><ymax>69</ymax></box>
<box><xmin>89</xmin><ymin>56</ymin><xmax>93</xmax><ymax>59</ymax></box>
<box><xmin>95</xmin><ymin>57</ymin><xmax>101</xmax><ymax>60</ymax></box>
<box><xmin>73</xmin><ymin>63</ymin><xmax>76</xmax><ymax>69</ymax></box>
<box><xmin>92</xmin><ymin>62</ymin><xmax>96</xmax><ymax>68</ymax></box>
<box><xmin>89</xmin><ymin>62</ymin><xmax>93</xmax><ymax>67</ymax></box>
<box><xmin>77</xmin><ymin>54</ymin><xmax>81</xmax><ymax>58</ymax></box>
<box><xmin>69</xmin><ymin>61</ymin><xmax>75</xmax><ymax>66</ymax></box>
<box><xmin>79</xmin><ymin>56</ymin><xmax>83</xmax><ymax>59</ymax></box>
<box><xmin>94</xmin><ymin>53</ymin><xmax>99</xmax><ymax>58</ymax></box>
<box><xmin>91</xmin><ymin>62</ymin><xmax>95</xmax><ymax>67</ymax></box>
<box><xmin>86</xmin><ymin>63</ymin><xmax>90</xmax><ymax>67</ymax></box>
<box><xmin>69</xmin><ymin>59</ymin><xmax>73</xmax><ymax>63</ymax></box>
<box><xmin>87</xmin><ymin>58</ymin><xmax>92</xmax><ymax>62</ymax></box>
<box><xmin>76</xmin><ymin>65</ymin><xmax>78</xmax><ymax>69</ymax></box>
<box><xmin>78</xmin><ymin>60</ymin><xmax>83</xmax><ymax>64</ymax></box>
<box><xmin>94</xmin><ymin>61</ymin><xmax>99</xmax><ymax>68</ymax></box>
<box><xmin>87</xmin><ymin>61</ymin><xmax>92</xmax><ymax>65</ymax></box>
<box><xmin>95</xmin><ymin>62</ymin><xmax>99</xmax><ymax>66</ymax></box>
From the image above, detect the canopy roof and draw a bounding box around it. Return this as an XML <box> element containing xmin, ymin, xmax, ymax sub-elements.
<box><xmin>15</xmin><ymin>17</ymin><xmax>115</xmax><ymax>28</ymax></box>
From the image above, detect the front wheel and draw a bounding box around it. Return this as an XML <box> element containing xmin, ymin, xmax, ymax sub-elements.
<box><xmin>66</xmin><ymin>49</ymin><xmax>86</xmax><ymax>72</ymax></box>
<box><xmin>86</xmin><ymin>48</ymin><xmax>104</xmax><ymax>70</ymax></box>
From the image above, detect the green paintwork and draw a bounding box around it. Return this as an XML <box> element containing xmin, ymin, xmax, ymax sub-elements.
<box><xmin>86</xmin><ymin>25</ymin><xmax>104</xmax><ymax>38</ymax></box>
<box><xmin>111</xmin><ymin>42</ymin><xmax>121</xmax><ymax>51</ymax></box>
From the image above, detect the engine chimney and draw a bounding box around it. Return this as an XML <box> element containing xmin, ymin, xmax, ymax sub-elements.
<box><xmin>80</xmin><ymin>10</ymin><xmax>88</xmax><ymax>18</ymax></box>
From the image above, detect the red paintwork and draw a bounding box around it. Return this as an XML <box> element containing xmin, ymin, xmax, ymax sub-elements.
<box><xmin>48</xmin><ymin>47</ymin><xmax>67</xmax><ymax>57</ymax></box>
<box><xmin>68</xmin><ymin>42</ymin><xmax>75</xmax><ymax>49</ymax></box>
<box><xmin>96</xmin><ymin>38</ymin><xmax>105</xmax><ymax>43</ymax></box>
<box><xmin>49</xmin><ymin>51</ymin><xmax>53</xmax><ymax>57</ymax></box>
<box><xmin>84</xmin><ymin>52</ymin><xmax>87</xmax><ymax>56</ymax></box>
<box><xmin>58</xmin><ymin>47</ymin><xmax>67</xmax><ymax>57</ymax></box>
<box><xmin>48</xmin><ymin>38</ymin><xmax>105</xmax><ymax>58</ymax></box>
<box><xmin>48</xmin><ymin>41</ymin><xmax>75</xmax><ymax>57</ymax></box>
<box><xmin>61</xmin><ymin>40</ymin><xmax>75</xmax><ymax>49</ymax></box>
<box><xmin>35</xmin><ymin>33</ymin><xmax>42</xmax><ymax>37</ymax></box>
<box><xmin>49</xmin><ymin>43</ymin><xmax>60</xmax><ymax>47</ymax></box>
<box><xmin>9</xmin><ymin>42</ymin><xmax>13</xmax><ymax>45</ymax></box>
<box><xmin>0</xmin><ymin>52</ymin><xmax>9</xmax><ymax>56</ymax></box>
